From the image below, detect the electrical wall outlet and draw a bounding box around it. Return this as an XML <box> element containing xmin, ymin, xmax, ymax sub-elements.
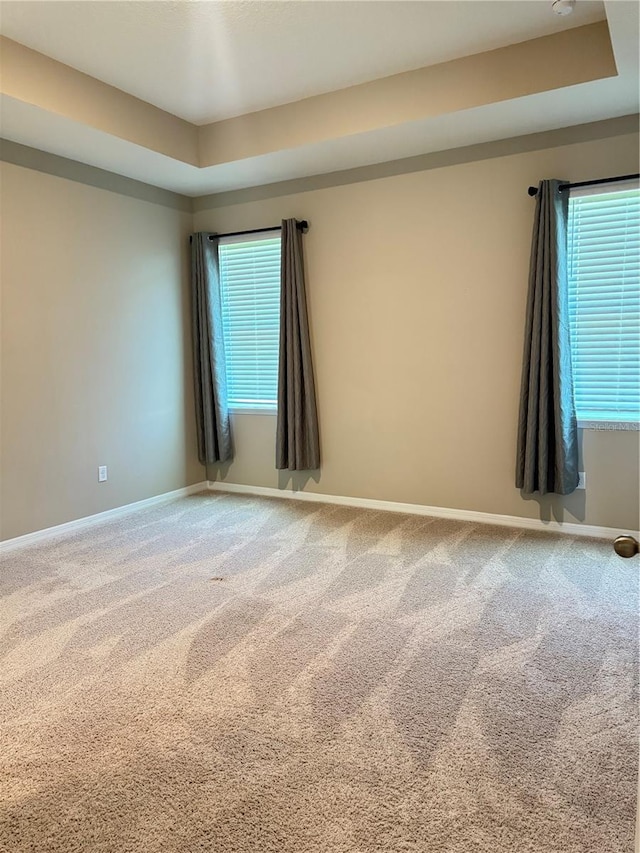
<box><xmin>577</xmin><ymin>471</ymin><xmax>586</xmax><ymax>490</ymax></box>
<box><xmin>98</xmin><ymin>465</ymin><xmax>108</xmax><ymax>483</ymax></box>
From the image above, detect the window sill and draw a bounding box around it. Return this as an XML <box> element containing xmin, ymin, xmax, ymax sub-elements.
<box><xmin>578</xmin><ymin>419</ymin><xmax>639</xmax><ymax>431</ymax></box>
<box><xmin>229</xmin><ymin>407</ymin><xmax>277</xmax><ymax>416</ymax></box>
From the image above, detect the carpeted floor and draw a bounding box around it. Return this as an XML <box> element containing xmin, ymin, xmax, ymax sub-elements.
<box><xmin>0</xmin><ymin>492</ymin><xmax>637</xmax><ymax>853</ymax></box>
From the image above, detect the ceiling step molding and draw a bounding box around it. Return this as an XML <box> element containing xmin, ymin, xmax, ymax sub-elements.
<box><xmin>2</xmin><ymin>114</ymin><xmax>638</xmax><ymax>210</ymax></box>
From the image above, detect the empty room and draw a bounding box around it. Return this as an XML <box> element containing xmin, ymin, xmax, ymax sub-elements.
<box><xmin>1</xmin><ymin>1</ymin><xmax>639</xmax><ymax>851</ymax></box>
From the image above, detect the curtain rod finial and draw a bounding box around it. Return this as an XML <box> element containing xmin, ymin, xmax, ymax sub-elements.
<box><xmin>528</xmin><ymin>186</ymin><xmax>539</xmax><ymax>197</ymax></box>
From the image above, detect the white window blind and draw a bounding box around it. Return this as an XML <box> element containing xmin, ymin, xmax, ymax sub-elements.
<box><xmin>567</xmin><ymin>183</ymin><xmax>640</xmax><ymax>425</ymax></box>
<box><xmin>218</xmin><ymin>234</ymin><xmax>281</xmax><ymax>411</ymax></box>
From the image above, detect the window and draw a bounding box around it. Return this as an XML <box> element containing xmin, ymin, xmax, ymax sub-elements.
<box><xmin>218</xmin><ymin>234</ymin><xmax>281</xmax><ymax>412</ymax></box>
<box><xmin>567</xmin><ymin>182</ymin><xmax>640</xmax><ymax>428</ymax></box>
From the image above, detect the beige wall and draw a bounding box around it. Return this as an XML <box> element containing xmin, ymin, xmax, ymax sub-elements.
<box><xmin>2</xmin><ymin>129</ymin><xmax>638</xmax><ymax>540</ymax></box>
<box><xmin>0</xmin><ymin>162</ymin><xmax>203</xmax><ymax>540</ymax></box>
<box><xmin>195</xmin><ymin>132</ymin><xmax>640</xmax><ymax>531</ymax></box>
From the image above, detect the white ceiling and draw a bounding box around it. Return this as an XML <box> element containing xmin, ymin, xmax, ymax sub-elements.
<box><xmin>0</xmin><ymin>0</ymin><xmax>637</xmax><ymax>197</ymax></box>
<box><xmin>0</xmin><ymin>0</ymin><xmax>606</xmax><ymax>124</ymax></box>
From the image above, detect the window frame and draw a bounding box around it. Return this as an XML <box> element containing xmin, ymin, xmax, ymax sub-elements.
<box><xmin>567</xmin><ymin>180</ymin><xmax>640</xmax><ymax>432</ymax></box>
<box><xmin>218</xmin><ymin>232</ymin><xmax>282</xmax><ymax>416</ymax></box>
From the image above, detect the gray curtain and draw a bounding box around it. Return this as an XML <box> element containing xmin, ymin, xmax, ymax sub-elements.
<box><xmin>190</xmin><ymin>233</ymin><xmax>232</xmax><ymax>464</ymax></box>
<box><xmin>276</xmin><ymin>219</ymin><xmax>320</xmax><ymax>470</ymax></box>
<box><xmin>516</xmin><ymin>179</ymin><xmax>578</xmax><ymax>495</ymax></box>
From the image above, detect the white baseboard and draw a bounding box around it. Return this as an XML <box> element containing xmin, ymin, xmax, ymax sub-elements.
<box><xmin>1</xmin><ymin>478</ymin><xmax>633</xmax><ymax>553</ymax></box>
<box><xmin>0</xmin><ymin>481</ymin><xmax>209</xmax><ymax>554</ymax></box>
<box><xmin>207</xmin><ymin>480</ymin><xmax>638</xmax><ymax>541</ymax></box>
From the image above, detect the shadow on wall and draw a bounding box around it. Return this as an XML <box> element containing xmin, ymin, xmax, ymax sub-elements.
<box><xmin>520</xmin><ymin>489</ymin><xmax>586</xmax><ymax>525</ymax></box>
<box><xmin>207</xmin><ymin>460</ymin><xmax>233</xmax><ymax>483</ymax></box>
<box><xmin>206</xmin><ymin>461</ymin><xmax>321</xmax><ymax>492</ymax></box>
<box><xmin>278</xmin><ymin>469</ymin><xmax>321</xmax><ymax>491</ymax></box>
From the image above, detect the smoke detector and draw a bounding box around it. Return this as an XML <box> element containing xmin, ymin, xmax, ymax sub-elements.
<box><xmin>552</xmin><ymin>0</ymin><xmax>575</xmax><ymax>14</ymax></box>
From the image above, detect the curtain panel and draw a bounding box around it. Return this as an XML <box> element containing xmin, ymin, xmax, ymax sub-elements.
<box><xmin>190</xmin><ymin>233</ymin><xmax>232</xmax><ymax>465</ymax></box>
<box><xmin>276</xmin><ymin>219</ymin><xmax>320</xmax><ymax>471</ymax></box>
<box><xmin>516</xmin><ymin>179</ymin><xmax>579</xmax><ymax>495</ymax></box>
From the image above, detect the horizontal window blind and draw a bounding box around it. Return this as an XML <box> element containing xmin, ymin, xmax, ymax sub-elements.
<box><xmin>567</xmin><ymin>184</ymin><xmax>640</xmax><ymax>423</ymax></box>
<box><xmin>218</xmin><ymin>235</ymin><xmax>281</xmax><ymax>410</ymax></box>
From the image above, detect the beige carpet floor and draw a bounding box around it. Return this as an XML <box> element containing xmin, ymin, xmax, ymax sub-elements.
<box><xmin>0</xmin><ymin>492</ymin><xmax>637</xmax><ymax>853</ymax></box>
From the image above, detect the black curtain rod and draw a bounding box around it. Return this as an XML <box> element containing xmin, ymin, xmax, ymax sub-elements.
<box><xmin>527</xmin><ymin>173</ymin><xmax>639</xmax><ymax>197</ymax></box>
<box><xmin>189</xmin><ymin>220</ymin><xmax>308</xmax><ymax>243</ymax></box>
